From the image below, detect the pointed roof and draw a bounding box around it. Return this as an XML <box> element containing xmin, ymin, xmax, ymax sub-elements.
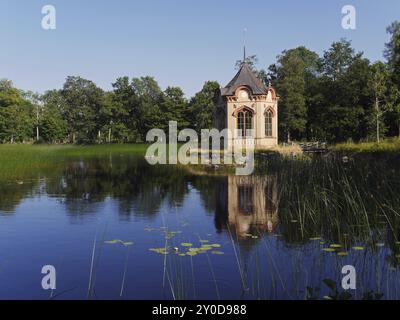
<box><xmin>221</xmin><ymin>63</ymin><xmax>268</xmax><ymax>96</ymax></box>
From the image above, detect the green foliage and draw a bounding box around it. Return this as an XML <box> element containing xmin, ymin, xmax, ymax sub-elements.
<box><xmin>269</xmin><ymin>46</ymin><xmax>320</xmax><ymax>141</ymax></box>
<box><xmin>60</xmin><ymin>76</ymin><xmax>104</xmax><ymax>143</ymax></box>
<box><xmin>0</xmin><ymin>80</ymin><xmax>34</xmax><ymax>143</ymax></box>
<box><xmin>188</xmin><ymin>81</ymin><xmax>219</xmax><ymax>133</ymax></box>
<box><xmin>0</xmin><ymin>21</ymin><xmax>400</xmax><ymax>144</ymax></box>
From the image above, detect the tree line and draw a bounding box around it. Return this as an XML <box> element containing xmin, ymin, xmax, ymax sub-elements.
<box><xmin>0</xmin><ymin>21</ymin><xmax>399</xmax><ymax>144</ymax></box>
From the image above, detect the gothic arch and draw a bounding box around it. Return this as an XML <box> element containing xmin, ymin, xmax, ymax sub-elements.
<box><xmin>232</xmin><ymin>105</ymin><xmax>254</xmax><ymax>117</ymax></box>
<box><xmin>264</xmin><ymin>106</ymin><xmax>275</xmax><ymax>117</ymax></box>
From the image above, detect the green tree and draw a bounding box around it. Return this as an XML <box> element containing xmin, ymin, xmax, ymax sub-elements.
<box><xmin>270</xmin><ymin>47</ymin><xmax>320</xmax><ymax>141</ymax></box>
<box><xmin>188</xmin><ymin>81</ymin><xmax>219</xmax><ymax>133</ymax></box>
<box><xmin>0</xmin><ymin>80</ymin><xmax>34</xmax><ymax>143</ymax></box>
<box><xmin>369</xmin><ymin>62</ymin><xmax>391</xmax><ymax>142</ymax></box>
<box><xmin>41</xmin><ymin>90</ymin><xmax>68</xmax><ymax>143</ymax></box>
<box><xmin>160</xmin><ymin>86</ymin><xmax>189</xmax><ymax>131</ymax></box>
<box><xmin>322</xmin><ymin>39</ymin><xmax>362</xmax><ymax>81</ymax></box>
<box><xmin>60</xmin><ymin>76</ymin><xmax>104</xmax><ymax>143</ymax></box>
<box><xmin>131</xmin><ymin>76</ymin><xmax>163</xmax><ymax>141</ymax></box>
<box><xmin>384</xmin><ymin>21</ymin><xmax>400</xmax><ymax>137</ymax></box>
<box><xmin>111</xmin><ymin>77</ymin><xmax>140</xmax><ymax>142</ymax></box>
<box><xmin>317</xmin><ymin>40</ymin><xmax>370</xmax><ymax>142</ymax></box>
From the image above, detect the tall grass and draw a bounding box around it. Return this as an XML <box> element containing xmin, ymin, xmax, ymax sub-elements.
<box><xmin>0</xmin><ymin>144</ymin><xmax>147</xmax><ymax>180</ymax></box>
<box><xmin>333</xmin><ymin>137</ymin><xmax>400</xmax><ymax>153</ymax></box>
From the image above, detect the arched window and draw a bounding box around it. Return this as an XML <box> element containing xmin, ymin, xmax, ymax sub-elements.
<box><xmin>237</xmin><ymin>109</ymin><xmax>253</xmax><ymax>137</ymax></box>
<box><xmin>265</xmin><ymin>110</ymin><xmax>273</xmax><ymax>137</ymax></box>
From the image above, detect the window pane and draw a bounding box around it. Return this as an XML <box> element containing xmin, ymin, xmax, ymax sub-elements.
<box><xmin>265</xmin><ymin>111</ymin><xmax>273</xmax><ymax>137</ymax></box>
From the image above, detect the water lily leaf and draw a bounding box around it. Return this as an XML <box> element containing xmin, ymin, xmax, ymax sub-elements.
<box><xmin>122</xmin><ymin>241</ymin><xmax>133</xmax><ymax>246</ymax></box>
<box><xmin>291</xmin><ymin>220</ymin><xmax>298</xmax><ymax>223</ymax></box>
<box><xmin>149</xmin><ymin>248</ymin><xmax>168</xmax><ymax>255</ymax></box>
<box><xmin>376</xmin><ymin>243</ymin><xmax>385</xmax><ymax>247</ymax></box>
<box><xmin>251</xmin><ymin>236</ymin><xmax>259</xmax><ymax>239</ymax></box>
<box><xmin>105</xmin><ymin>240</ymin><xmax>121</xmax><ymax>244</ymax></box>
<box><xmin>199</xmin><ymin>246</ymin><xmax>213</xmax><ymax>251</ymax></box>
<box><xmin>310</xmin><ymin>237</ymin><xmax>322</xmax><ymax>241</ymax></box>
<box><xmin>320</xmin><ymin>242</ymin><xmax>325</xmax><ymax>245</ymax></box>
<box><xmin>330</xmin><ymin>244</ymin><xmax>342</xmax><ymax>248</ymax></box>
<box><xmin>210</xmin><ymin>244</ymin><xmax>221</xmax><ymax>248</ymax></box>
<box><xmin>395</xmin><ymin>242</ymin><xmax>400</xmax><ymax>245</ymax></box>
<box><xmin>322</xmin><ymin>248</ymin><xmax>336</xmax><ymax>252</ymax></box>
<box><xmin>211</xmin><ymin>251</ymin><xmax>224</xmax><ymax>255</ymax></box>
<box><xmin>352</xmin><ymin>246</ymin><xmax>364</xmax><ymax>251</ymax></box>
<box><xmin>186</xmin><ymin>251</ymin><xmax>197</xmax><ymax>256</ymax></box>
<box><xmin>181</xmin><ymin>243</ymin><xmax>193</xmax><ymax>247</ymax></box>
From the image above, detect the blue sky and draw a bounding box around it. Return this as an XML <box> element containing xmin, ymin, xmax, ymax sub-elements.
<box><xmin>0</xmin><ymin>0</ymin><xmax>399</xmax><ymax>97</ymax></box>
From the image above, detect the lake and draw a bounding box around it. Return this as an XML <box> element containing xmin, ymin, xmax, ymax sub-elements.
<box><xmin>0</xmin><ymin>152</ymin><xmax>400</xmax><ymax>300</ymax></box>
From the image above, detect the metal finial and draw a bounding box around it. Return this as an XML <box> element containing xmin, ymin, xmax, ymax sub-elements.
<box><xmin>243</xmin><ymin>27</ymin><xmax>247</xmax><ymax>62</ymax></box>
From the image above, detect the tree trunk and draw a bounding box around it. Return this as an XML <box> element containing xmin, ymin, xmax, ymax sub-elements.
<box><xmin>376</xmin><ymin>96</ymin><xmax>380</xmax><ymax>143</ymax></box>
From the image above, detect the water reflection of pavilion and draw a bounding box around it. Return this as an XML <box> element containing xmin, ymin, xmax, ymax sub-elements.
<box><xmin>215</xmin><ymin>175</ymin><xmax>279</xmax><ymax>238</ymax></box>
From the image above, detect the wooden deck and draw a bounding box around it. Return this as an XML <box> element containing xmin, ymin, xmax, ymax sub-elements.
<box><xmin>298</xmin><ymin>142</ymin><xmax>328</xmax><ymax>153</ymax></box>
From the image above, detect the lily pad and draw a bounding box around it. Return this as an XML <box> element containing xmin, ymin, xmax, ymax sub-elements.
<box><xmin>105</xmin><ymin>239</ymin><xmax>133</xmax><ymax>247</ymax></box>
<box><xmin>181</xmin><ymin>243</ymin><xmax>193</xmax><ymax>247</ymax></box>
<box><xmin>199</xmin><ymin>246</ymin><xmax>213</xmax><ymax>251</ymax></box>
<box><xmin>310</xmin><ymin>237</ymin><xmax>322</xmax><ymax>241</ymax></box>
<box><xmin>352</xmin><ymin>246</ymin><xmax>364</xmax><ymax>251</ymax></box>
<box><xmin>105</xmin><ymin>240</ymin><xmax>121</xmax><ymax>244</ymax></box>
<box><xmin>322</xmin><ymin>248</ymin><xmax>336</xmax><ymax>252</ymax></box>
<box><xmin>210</xmin><ymin>244</ymin><xmax>221</xmax><ymax>248</ymax></box>
<box><xmin>149</xmin><ymin>248</ymin><xmax>168</xmax><ymax>255</ymax></box>
<box><xmin>330</xmin><ymin>244</ymin><xmax>342</xmax><ymax>248</ymax></box>
<box><xmin>211</xmin><ymin>251</ymin><xmax>224</xmax><ymax>255</ymax></box>
<box><xmin>186</xmin><ymin>251</ymin><xmax>197</xmax><ymax>256</ymax></box>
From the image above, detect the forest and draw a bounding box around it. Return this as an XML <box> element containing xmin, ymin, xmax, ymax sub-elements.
<box><xmin>0</xmin><ymin>21</ymin><xmax>399</xmax><ymax>145</ymax></box>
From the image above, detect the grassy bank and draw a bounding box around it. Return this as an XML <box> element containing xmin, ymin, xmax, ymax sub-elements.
<box><xmin>0</xmin><ymin>144</ymin><xmax>148</xmax><ymax>180</ymax></box>
<box><xmin>332</xmin><ymin>137</ymin><xmax>400</xmax><ymax>153</ymax></box>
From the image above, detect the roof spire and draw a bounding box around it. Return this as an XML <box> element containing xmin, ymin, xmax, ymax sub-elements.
<box><xmin>243</xmin><ymin>27</ymin><xmax>247</xmax><ymax>63</ymax></box>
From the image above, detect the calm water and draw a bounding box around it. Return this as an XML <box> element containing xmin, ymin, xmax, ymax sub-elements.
<box><xmin>0</xmin><ymin>154</ymin><xmax>400</xmax><ymax>300</ymax></box>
